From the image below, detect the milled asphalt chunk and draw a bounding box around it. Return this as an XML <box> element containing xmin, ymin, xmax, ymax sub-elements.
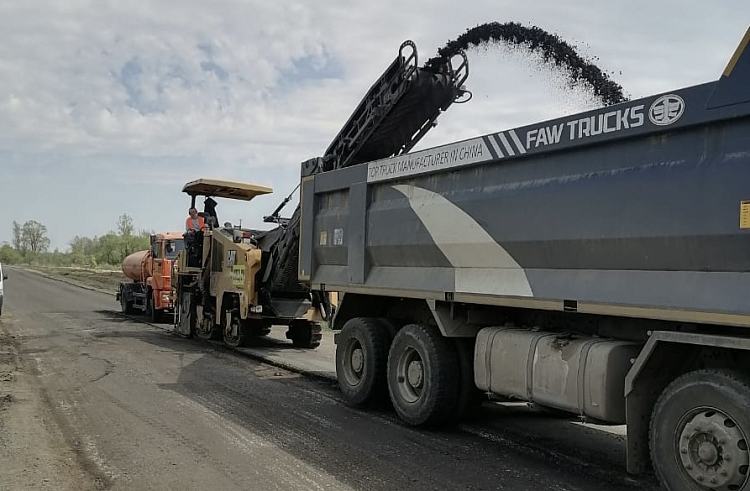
<box><xmin>425</xmin><ymin>21</ymin><xmax>628</xmax><ymax>107</ymax></box>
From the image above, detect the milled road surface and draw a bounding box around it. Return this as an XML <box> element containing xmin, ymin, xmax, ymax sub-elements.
<box><xmin>0</xmin><ymin>268</ymin><xmax>660</xmax><ymax>490</ymax></box>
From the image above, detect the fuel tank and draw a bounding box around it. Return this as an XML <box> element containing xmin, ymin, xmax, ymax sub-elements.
<box><xmin>474</xmin><ymin>327</ymin><xmax>640</xmax><ymax>423</ymax></box>
<box><xmin>122</xmin><ymin>250</ymin><xmax>152</xmax><ymax>282</ymax></box>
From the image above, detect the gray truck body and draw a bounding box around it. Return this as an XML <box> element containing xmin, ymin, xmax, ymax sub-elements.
<box><xmin>300</xmin><ymin>28</ymin><xmax>750</xmax><ymax>489</ymax></box>
<box><xmin>300</xmin><ymin>42</ymin><xmax>750</xmax><ymax>329</ymax></box>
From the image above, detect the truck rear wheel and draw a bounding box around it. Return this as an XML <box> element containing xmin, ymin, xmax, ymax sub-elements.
<box><xmin>650</xmin><ymin>369</ymin><xmax>750</xmax><ymax>491</ymax></box>
<box><xmin>387</xmin><ymin>324</ymin><xmax>459</xmax><ymax>426</ymax></box>
<box><xmin>120</xmin><ymin>286</ymin><xmax>135</xmax><ymax>315</ymax></box>
<box><xmin>336</xmin><ymin>318</ymin><xmax>390</xmax><ymax>406</ymax></box>
<box><xmin>147</xmin><ymin>291</ymin><xmax>158</xmax><ymax>323</ymax></box>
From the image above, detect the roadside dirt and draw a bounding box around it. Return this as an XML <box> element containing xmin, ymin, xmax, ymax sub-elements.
<box><xmin>0</xmin><ymin>321</ymin><xmax>96</xmax><ymax>490</ymax></box>
<box><xmin>29</xmin><ymin>267</ymin><xmax>126</xmax><ymax>295</ymax></box>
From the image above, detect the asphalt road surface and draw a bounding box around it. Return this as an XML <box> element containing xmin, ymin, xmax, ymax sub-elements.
<box><xmin>0</xmin><ymin>267</ymin><xmax>661</xmax><ymax>491</ymax></box>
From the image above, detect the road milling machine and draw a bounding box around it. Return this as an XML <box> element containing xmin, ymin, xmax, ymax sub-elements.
<box><xmin>172</xmin><ymin>41</ymin><xmax>469</xmax><ymax>350</ymax></box>
<box><xmin>172</xmin><ymin>178</ymin><xmax>327</xmax><ymax>348</ymax></box>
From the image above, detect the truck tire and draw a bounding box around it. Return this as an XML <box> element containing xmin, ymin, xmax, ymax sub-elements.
<box><xmin>288</xmin><ymin>321</ymin><xmax>322</xmax><ymax>349</ymax></box>
<box><xmin>120</xmin><ymin>286</ymin><xmax>135</xmax><ymax>315</ymax></box>
<box><xmin>336</xmin><ymin>317</ymin><xmax>390</xmax><ymax>406</ymax></box>
<box><xmin>387</xmin><ymin>323</ymin><xmax>459</xmax><ymax>426</ymax></box>
<box><xmin>650</xmin><ymin>369</ymin><xmax>750</xmax><ymax>491</ymax></box>
<box><xmin>147</xmin><ymin>291</ymin><xmax>158</xmax><ymax>323</ymax></box>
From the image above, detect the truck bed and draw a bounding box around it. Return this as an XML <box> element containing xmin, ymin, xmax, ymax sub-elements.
<box><xmin>299</xmin><ymin>35</ymin><xmax>750</xmax><ymax>327</ymax></box>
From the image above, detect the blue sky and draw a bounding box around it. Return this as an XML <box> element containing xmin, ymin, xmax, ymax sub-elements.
<box><xmin>1</xmin><ymin>1</ymin><xmax>748</xmax><ymax>250</ymax></box>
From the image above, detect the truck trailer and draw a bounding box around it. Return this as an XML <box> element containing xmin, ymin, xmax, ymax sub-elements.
<box><xmin>291</xmin><ymin>28</ymin><xmax>750</xmax><ymax>491</ymax></box>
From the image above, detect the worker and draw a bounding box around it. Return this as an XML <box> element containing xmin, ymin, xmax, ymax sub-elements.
<box><xmin>185</xmin><ymin>207</ymin><xmax>206</xmax><ymax>232</ymax></box>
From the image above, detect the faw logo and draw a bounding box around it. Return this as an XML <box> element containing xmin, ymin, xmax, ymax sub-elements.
<box><xmin>649</xmin><ymin>94</ymin><xmax>685</xmax><ymax>126</ymax></box>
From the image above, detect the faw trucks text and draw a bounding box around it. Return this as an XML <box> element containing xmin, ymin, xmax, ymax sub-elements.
<box><xmin>526</xmin><ymin>104</ymin><xmax>645</xmax><ymax>149</ymax></box>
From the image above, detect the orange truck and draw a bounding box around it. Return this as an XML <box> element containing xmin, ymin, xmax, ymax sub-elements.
<box><xmin>116</xmin><ymin>232</ymin><xmax>184</xmax><ymax>322</ymax></box>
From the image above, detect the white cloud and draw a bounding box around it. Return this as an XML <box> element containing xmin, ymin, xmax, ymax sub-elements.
<box><xmin>1</xmin><ymin>0</ymin><xmax>748</xmax><ymax>249</ymax></box>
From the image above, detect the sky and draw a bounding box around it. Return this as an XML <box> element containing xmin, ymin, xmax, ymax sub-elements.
<box><xmin>1</xmin><ymin>1</ymin><xmax>748</xmax><ymax>251</ymax></box>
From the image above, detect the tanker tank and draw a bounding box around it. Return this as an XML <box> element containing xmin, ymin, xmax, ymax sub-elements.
<box><xmin>121</xmin><ymin>250</ymin><xmax>152</xmax><ymax>282</ymax></box>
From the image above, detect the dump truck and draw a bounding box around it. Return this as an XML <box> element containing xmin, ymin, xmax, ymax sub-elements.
<box><xmin>172</xmin><ymin>178</ymin><xmax>327</xmax><ymax>348</ymax></box>
<box><xmin>117</xmin><ymin>232</ymin><xmax>184</xmax><ymax>322</ymax></box>
<box><xmin>269</xmin><ymin>29</ymin><xmax>750</xmax><ymax>491</ymax></box>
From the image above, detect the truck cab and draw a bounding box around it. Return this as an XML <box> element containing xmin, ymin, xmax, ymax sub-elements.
<box><xmin>148</xmin><ymin>233</ymin><xmax>184</xmax><ymax>313</ymax></box>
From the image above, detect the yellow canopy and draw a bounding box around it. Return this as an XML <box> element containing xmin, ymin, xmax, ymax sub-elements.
<box><xmin>182</xmin><ymin>178</ymin><xmax>273</xmax><ymax>201</ymax></box>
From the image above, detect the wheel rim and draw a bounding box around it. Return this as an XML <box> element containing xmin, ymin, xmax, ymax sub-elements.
<box><xmin>224</xmin><ymin>318</ymin><xmax>241</xmax><ymax>346</ymax></box>
<box><xmin>196</xmin><ymin>315</ymin><xmax>214</xmax><ymax>340</ymax></box>
<box><xmin>675</xmin><ymin>406</ymin><xmax>750</xmax><ymax>490</ymax></box>
<box><xmin>341</xmin><ymin>338</ymin><xmax>365</xmax><ymax>387</ymax></box>
<box><xmin>395</xmin><ymin>347</ymin><xmax>424</xmax><ymax>404</ymax></box>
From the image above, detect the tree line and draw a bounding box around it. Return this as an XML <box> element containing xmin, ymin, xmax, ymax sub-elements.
<box><xmin>0</xmin><ymin>214</ymin><xmax>153</xmax><ymax>269</ymax></box>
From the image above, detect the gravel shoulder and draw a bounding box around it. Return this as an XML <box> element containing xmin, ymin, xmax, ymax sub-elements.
<box><xmin>22</xmin><ymin>266</ymin><xmax>125</xmax><ymax>295</ymax></box>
